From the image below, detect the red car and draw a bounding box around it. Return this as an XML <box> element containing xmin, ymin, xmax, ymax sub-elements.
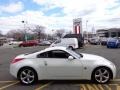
<box><xmin>19</xmin><ymin>40</ymin><xmax>38</xmax><ymax>47</ymax></box>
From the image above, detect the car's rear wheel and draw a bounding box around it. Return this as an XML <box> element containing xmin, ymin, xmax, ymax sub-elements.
<box><xmin>18</xmin><ymin>67</ymin><xmax>38</xmax><ymax>85</ymax></box>
<box><xmin>92</xmin><ymin>67</ymin><xmax>111</xmax><ymax>84</ymax></box>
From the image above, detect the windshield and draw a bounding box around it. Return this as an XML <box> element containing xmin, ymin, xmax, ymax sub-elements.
<box><xmin>108</xmin><ymin>38</ymin><xmax>117</xmax><ymax>42</ymax></box>
<box><xmin>67</xmin><ymin>49</ymin><xmax>82</xmax><ymax>58</ymax></box>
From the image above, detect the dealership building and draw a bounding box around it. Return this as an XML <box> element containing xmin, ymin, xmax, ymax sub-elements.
<box><xmin>97</xmin><ymin>28</ymin><xmax>120</xmax><ymax>38</ymax></box>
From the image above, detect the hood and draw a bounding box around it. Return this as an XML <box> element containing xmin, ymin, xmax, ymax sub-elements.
<box><xmin>81</xmin><ymin>53</ymin><xmax>115</xmax><ymax>68</ymax></box>
<box><xmin>81</xmin><ymin>53</ymin><xmax>108</xmax><ymax>62</ymax></box>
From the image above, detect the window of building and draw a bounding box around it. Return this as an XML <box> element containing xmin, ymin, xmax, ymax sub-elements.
<box><xmin>105</xmin><ymin>32</ymin><xmax>109</xmax><ymax>37</ymax></box>
<box><xmin>111</xmin><ymin>32</ymin><xmax>116</xmax><ymax>37</ymax></box>
<box><xmin>118</xmin><ymin>32</ymin><xmax>120</xmax><ymax>37</ymax></box>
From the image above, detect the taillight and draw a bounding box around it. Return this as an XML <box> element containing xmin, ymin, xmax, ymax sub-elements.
<box><xmin>11</xmin><ymin>58</ymin><xmax>24</xmax><ymax>64</ymax></box>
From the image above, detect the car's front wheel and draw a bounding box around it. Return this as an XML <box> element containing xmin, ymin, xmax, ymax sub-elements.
<box><xmin>92</xmin><ymin>67</ymin><xmax>111</xmax><ymax>84</ymax></box>
<box><xmin>18</xmin><ymin>67</ymin><xmax>38</xmax><ymax>85</ymax></box>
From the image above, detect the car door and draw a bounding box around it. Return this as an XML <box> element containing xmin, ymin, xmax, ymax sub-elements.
<box><xmin>43</xmin><ymin>50</ymin><xmax>83</xmax><ymax>78</ymax></box>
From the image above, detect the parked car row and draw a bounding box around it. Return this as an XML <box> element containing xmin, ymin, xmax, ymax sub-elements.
<box><xmin>7</xmin><ymin>40</ymin><xmax>51</xmax><ymax>47</ymax></box>
<box><xmin>3</xmin><ymin>34</ymin><xmax>84</xmax><ymax>50</ymax></box>
<box><xmin>100</xmin><ymin>38</ymin><xmax>107</xmax><ymax>46</ymax></box>
<box><xmin>107</xmin><ymin>37</ymin><xmax>120</xmax><ymax>48</ymax></box>
<box><xmin>19</xmin><ymin>40</ymin><xmax>38</xmax><ymax>47</ymax></box>
<box><xmin>88</xmin><ymin>37</ymin><xmax>120</xmax><ymax>48</ymax></box>
<box><xmin>88</xmin><ymin>38</ymin><xmax>100</xmax><ymax>45</ymax></box>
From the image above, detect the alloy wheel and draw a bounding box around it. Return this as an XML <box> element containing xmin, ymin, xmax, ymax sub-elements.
<box><xmin>94</xmin><ymin>68</ymin><xmax>110</xmax><ymax>83</ymax></box>
<box><xmin>20</xmin><ymin>69</ymin><xmax>35</xmax><ymax>85</ymax></box>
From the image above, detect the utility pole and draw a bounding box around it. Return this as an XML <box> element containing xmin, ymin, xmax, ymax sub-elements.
<box><xmin>86</xmin><ymin>20</ymin><xmax>88</xmax><ymax>39</ymax></box>
<box><xmin>21</xmin><ymin>20</ymin><xmax>27</xmax><ymax>42</ymax></box>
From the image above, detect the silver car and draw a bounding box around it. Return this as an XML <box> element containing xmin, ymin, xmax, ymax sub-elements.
<box><xmin>10</xmin><ymin>47</ymin><xmax>116</xmax><ymax>85</ymax></box>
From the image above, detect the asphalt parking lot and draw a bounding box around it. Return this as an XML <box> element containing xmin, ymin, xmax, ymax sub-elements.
<box><xmin>0</xmin><ymin>45</ymin><xmax>120</xmax><ymax>90</ymax></box>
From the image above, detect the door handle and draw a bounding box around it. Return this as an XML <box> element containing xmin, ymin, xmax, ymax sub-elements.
<box><xmin>44</xmin><ymin>61</ymin><xmax>47</xmax><ymax>66</ymax></box>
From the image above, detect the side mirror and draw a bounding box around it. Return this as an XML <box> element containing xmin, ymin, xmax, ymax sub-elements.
<box><xmin>68</xmin><ymin>56</ymin><xmax>74</xmax><ymax>61</ymax></box>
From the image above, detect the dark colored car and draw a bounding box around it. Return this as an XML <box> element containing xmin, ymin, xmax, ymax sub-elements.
<box><xmin>100</xmin><ymin>38</ymin><xmax>107</xmax><ymax>46</ymax></box>
<box><xmin>107</xmin><ymin>38</ymin><xmax>120</xmax><ymax>48</ymax></box>
<box><xmin>19</xmin><ymin>40</ymin><xmax>38</xmax><ymax>47</ymax></box>
<box><xmin>63</xmin><ymin>34</ymin><xmax>84</xmax><ymax>48</ymax></box>
<box><xmin>0</xmin><ymin>41</ymin><xmax>4</xmax><ymax>46</ymax></box>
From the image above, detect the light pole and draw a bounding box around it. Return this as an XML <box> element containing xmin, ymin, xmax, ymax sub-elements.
<box><xmin>86</xmin><ymin>20</ymin><xmax>88</xmax><ymax>40</ymax></box>
<box><xmin>52</xmin><ymin>29</ymin><xmax>54</xmax><ymax>40</ymax></box>
<box><xmin>21</xmin><ymin>20</ymin><xmax>27</xmax><ymax>42</ymax></box>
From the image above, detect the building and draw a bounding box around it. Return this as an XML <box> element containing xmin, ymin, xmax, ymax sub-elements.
<box><xmin>97</xmin><ymin>28</ymin><xmax>120</xmax><ymax>38</ymax></box>
<box><xmin>0</xmin><ymin>37</ymin><xmax>7</xmax><ymax>46</ymax></box>
<box><xmin>97</xmin><ymin>29</ymin><xmax>108</xmax><ymax>37</ymax></box>
<box><xmin>73</xmin><ymin>18</ymin><xmax>82</xmax><ymax>34</ymax></box>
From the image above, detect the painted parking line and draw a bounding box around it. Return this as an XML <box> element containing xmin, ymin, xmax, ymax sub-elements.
<box><xmin>117</xmin><ymin>86</ymin><xmax>120</xmax><ymax>90</ymax></box>
<box><xmin>0</xmin><ymin>79</ymin><xmax>119</xmax><ymax>90</ymax></box>
<box><xmin>97</xmin><ymin>84</ymin><xmax>104</xmax><ymax>90</ymax></box>
<box><xmin>35</xmin><ymin>82</ymin><xmax>53</xmax><ymax>90</ymax></box>
<box><xmin>111</xmin><ymin>79</ymin><xmax>120</xmax><ymax>82</ymax></box>
<box><xmin>75</xmin><ymin>83</ymin><xmax>120</xmax><ymax>90</ymax></box>
<box><xmin>0</xmin><ymin>81</ymin><xmax>18</xmax><ymax>83</ymax></box>
<box><xmin>79</xmin><ymin>84</ymin><xmax>115</xmax><ymax>90</ymax></box>
<box><xmin>0</xmin><ymin>81</ymin><xmax>19</xmax><ymax>90</ymax></box>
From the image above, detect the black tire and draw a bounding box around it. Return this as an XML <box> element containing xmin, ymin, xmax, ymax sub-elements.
<box><xmin>18</xmin><ymin>67</ymin><xmax>38</xmax><ymax>85</ymax></box>
<box><xmin>117</xmin><ymin>44</ymin><xmax>120</xmax><ymax>48</ymax></box>
<box><xmin>92</xmin><ymin>67</ymin><xmax>111</xmax><ymax>84</ymax></box>
<box><xmin>19</xmin><ymin>45</ymin><xmax>22</xmax><ymax>47</ymax></box>
<box><xmin>107</xmin><ymin>46</ymin><xmax>109</xmax><ymax>48</ymax></box>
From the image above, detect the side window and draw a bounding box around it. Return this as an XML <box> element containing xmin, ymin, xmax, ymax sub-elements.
<box><xmin>47</xmin><ymin>50</ymin><xmax>70</xmax><ymax>58</ymax></box>
<box><xmin>37</xmin><ymin>52</ymin><xmax>47</xmax><ymax>58</ymax></box>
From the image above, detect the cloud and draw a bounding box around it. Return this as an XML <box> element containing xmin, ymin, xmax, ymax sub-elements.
<box><xmin>32</xmin><ymin>0</ymin><xmax>120</xmax><ymax>18</ymax></box>
<box><xmin>33</xmin><ymin>0</ymin><xmax>97</xmax><ymax>15</ymax></box>
<box><xmin>0</xmin><ymin>1</ymin><xmax>24</xmax><ymax>13</ymax></box>
<box><xmin>0</xmin><ymin>0</ymin><xmax>120</xmax><ymax>34</ymax></box>
<box><xmin>0</xmin><ymin>10</ymin><xmax>74</xmax><ymax>34</ymax></box>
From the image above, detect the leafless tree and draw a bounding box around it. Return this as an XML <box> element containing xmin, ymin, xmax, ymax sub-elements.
<box><xmin>0</xmin><ymin>30</ymin><xmax>3</xmax><ymax>36</ymax></box>
<box><xmin>32</xmin><ymin>25</ymin><xmax>45</xmax><ymax>41</ymax></box>
<box><xmin>6</xmin><ymin>29</ymin><xmax>25</xmax><ymax>41</ymax></box>
<box><xmin>55</xmin><ymin>29</ymin><xmax>65</xmax><ymax>38</ymax></box>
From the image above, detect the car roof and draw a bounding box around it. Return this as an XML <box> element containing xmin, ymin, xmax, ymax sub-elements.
<box><xmin>44</xmin><ymin>46</ymin><xmax>67</xmax><ymax>51</ymax></box>
<box><xmin>26</xmin><ymin>46</ymin><xmax>68</xmax><ymax>57</ymax></box>
<box><xmin>63</xmin><ymin>34</ymin><xmax>82</xmax><ymax>38</ymax></box>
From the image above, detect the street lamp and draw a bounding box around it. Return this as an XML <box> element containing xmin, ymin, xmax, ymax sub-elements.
<box><xmin>86</xmin><ymin>20</ymin><xmax>88</xmax><ymax>40</ymax></box>
<box><xmin>21</xmin><ymin>20</ymin><xmax>27</xmax><ymax>42</ymax></box>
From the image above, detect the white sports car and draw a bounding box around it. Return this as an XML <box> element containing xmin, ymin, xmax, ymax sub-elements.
<box><xmin>10</xmin><ymin>47</ymin><xmax>116</xmax><ymax>85</ymax></box>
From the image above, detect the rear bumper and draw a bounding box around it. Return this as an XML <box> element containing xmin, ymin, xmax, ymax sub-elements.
<box><xmin>10</xmin><ymin>64</ymin><xmax>19</xmax><ymax>78</ymax></box>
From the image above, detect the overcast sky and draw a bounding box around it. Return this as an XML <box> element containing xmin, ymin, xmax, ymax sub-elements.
<box><xmin>0</xmin><ymin>0</ymin><xmax>120</xmax><ymax>34</ymax></box>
